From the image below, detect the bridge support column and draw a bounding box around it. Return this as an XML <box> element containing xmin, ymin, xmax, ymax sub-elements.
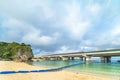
<box><xmin>101</xmin><ymin>56</ymin><xmax>111</xmax><ymax>63</ymax></box>
<box><xmin>56</xmin><ymin>57</ymin><xmax>62</xmax><ymax>60</ymax></box>
<box><xmin>106</xmin><ymin>56</ymin><xmax>111</xmax><ymax>62</ymax></box>
<box><xmin>70</xmin><ymin>57</ymin><xmax>74</xmax><ymax>60</ymax></box>
<box><xmin>85</xmin><ymin>56</ymin><xmax>91</xmax><ymax>63</ymax></box>
<box><xmin>46</xmin><ymin>57</ymin><xmax>50</xmax><ymax>60</ymax></box>
<box><xmin>101</xmin><ymin>57</ymin><xmax>105</xmax><ymax>62</ymax></box>
<box><xmin>79</xmin><ymin>57</ymin><xmax>83</xmax><ymax>61</ymax></box>
<box><xmin>43</xmin><ymin>57</ymin><xmax>49</xmax><ymax>60</ymax></box>
<box><xmin>62</xmin><ymin>56</ymin><xmax>70</xmax><ymax>61</ymax></box>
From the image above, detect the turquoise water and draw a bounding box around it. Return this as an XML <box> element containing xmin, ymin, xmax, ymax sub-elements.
<box><xmin>29</xmin><ymin>59</ymin><xmax>120</xmax><ymax>78</ymax></box>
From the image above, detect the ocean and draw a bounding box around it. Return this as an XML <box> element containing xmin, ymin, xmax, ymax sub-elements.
<box><xmin>29</xmin><ymin>57</ymin><xmax>120</xmax><ymax>79</ymax></box>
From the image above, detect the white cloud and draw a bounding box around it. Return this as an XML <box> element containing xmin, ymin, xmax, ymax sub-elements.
<box><xmin>0</xmin><ymin>18</ymin><xmax>32</xmax><ymax>41</ymax></box>
<box><xmin>55</xmin><ymin>45</ymin><xmax>77</xmax><ymax>53</ymax></box>
<box><xmin>0</xmin><ymin>0</ymin><xmax>55</xmax><ymax>24</ymax></box>
<box><xmin>0</xmin><ymin>0</ymin><xmax>120</xmax><ymax>54</ymax></box>
<box><xmin>106</xmin><ymin>0</ymin><xmax>112</xmax><ymax>7</ymax></box>
<box><xmin>59</xmin><ymin>46</ymin><xmax>69</xmax><ymax>52</ymax></box>
<box><xmin>61</xmin><ymin>2</ymin><xmax>91</xmax><ymax>39</ymax></box>
<box><xmin>87</xmin><ymin>3</ymin><xmax>101</xmax><ymax>16</ymax></box>
<box><xmin>1</xmin><ymin>18</ymin><xmax>27</xmax><ymax>29</ymax></box>
<box><xmin>22</xmin><ymin>28</ymin><xmax>57</xmax><ymax>46</ymax></box>
<box><xmin>111</xmin><ymin>25</ymin><xmax>120</xmax><ymax>36</ymax></box>
<box><xmin>79</xmin><ymin>46</ymin><xmax>98</xmax><ymax>51</ymax></box>
<box><xmin>84</xmin><ymin>22</ymin><xmax>120</xmax><ymax>47</ymax></box>
<box><xmin>110</xmin><ymin>24</ymin><xmax>120</xmax><ymax>46</ymax></box>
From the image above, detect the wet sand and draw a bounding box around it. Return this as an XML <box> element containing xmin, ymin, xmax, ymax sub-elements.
<box><xmin>0</xmin><ymin>61</ymin><xmax>114</xmax><ymax>80</ymax></box>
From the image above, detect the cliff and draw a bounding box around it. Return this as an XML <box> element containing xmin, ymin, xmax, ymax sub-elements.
<box><xmin>0</xmin><ymin>42</ymin><xmax>34</xmax><ymax>62</ymax></box>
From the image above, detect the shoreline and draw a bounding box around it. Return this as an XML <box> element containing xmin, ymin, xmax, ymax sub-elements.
<box><xmin>0</xmin><ymin>61</ymin><xmax>116</xmax><ymax>80</ymax></box>
<box><xmin>25</xmin><ymin>62</ymin><xmax>120</xmax><ymax>80</ymax></box>
<box><xmin>30</xmin><ymin>62</ymin><xmax>120</xmax><ymax>79</ymax></box>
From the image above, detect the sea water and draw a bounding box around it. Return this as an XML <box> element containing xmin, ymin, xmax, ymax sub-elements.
<box><xmin>29</xmin><ymin>57</ymin><xmax>120</xmax><ymax>79</ymax></box>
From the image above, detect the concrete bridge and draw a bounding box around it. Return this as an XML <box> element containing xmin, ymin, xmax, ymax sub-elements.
<box><xmin>33</xmin><ymin>49</ymin><xmax>120</xmax><ymax>63</ymax></box>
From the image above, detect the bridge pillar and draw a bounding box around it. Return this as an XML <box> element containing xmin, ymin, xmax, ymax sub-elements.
<box><xmin>62</xmin><ymin>56</ymin><xmax>70</xmax><ymax>61</ymax></box>
<box><xmin>70</xmin><ymin>57</ymin><xmax>74</xmax><ymax>60</ymax></box>
<box><xmin>79</xmin><ymin>57</ymin><xmax>83</xmax><ymax>61</ymax></box>
<box><xmin>43</xmin><ymin>57</ymin><xmax>49</xmax><ymax>60</ymax></box>
<box><xmin>101</xmin><ymin>56</ymin><xmax>105</xmax><ymax>62</ymax></box>
<box><xmin>56</xmin><ymin>57</ymin><xmax>62</xmax><ymax>60</ymax></box>
<box><xmin>47</xmin><ymin>57</ymin><xmax>51</xmax><ymax>60</ymax></box>
<box><xmin>101</xmin><ymin>56</ymin><xmax>111</xmax><ymax>63</ymax></box>
<box><xmin>106</xmin><ymin>56</ymin><xmax>111</xmax><ymax>62</ymax></box>
<box><xmin>85</xmin><ymin>56</ymin><xmax>91</xmax><ymax>63</ymax></box>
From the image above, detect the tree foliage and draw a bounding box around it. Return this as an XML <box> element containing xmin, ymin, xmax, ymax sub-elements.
<box><xmin>0</xmin><ymin>42</ymin><xmax>33</xmax><ymax>60</ymax></box>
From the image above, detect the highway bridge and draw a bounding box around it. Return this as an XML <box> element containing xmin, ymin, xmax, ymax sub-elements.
<box><xmin>33</xmin><ymin>49</ymin><xmax>120</xmax><ymax>63</ymax></box>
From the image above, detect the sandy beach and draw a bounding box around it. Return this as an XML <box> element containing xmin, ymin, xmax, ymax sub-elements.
<box><xmin>0</xmin><ymin>61</ymin><xmax>114</xmax><ymax>80</ymax></box>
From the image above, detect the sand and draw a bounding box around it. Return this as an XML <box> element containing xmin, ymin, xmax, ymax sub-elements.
<box><xmin>0</xmin><ymin>61</ymin><xmax>115</xmax><ymax>80</ymax></box>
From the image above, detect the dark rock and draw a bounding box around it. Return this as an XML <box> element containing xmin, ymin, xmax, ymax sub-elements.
<box><xmin>14</xmin><ymin>47</ymin><xmax>33</xmax><ymax>62</ymax></box>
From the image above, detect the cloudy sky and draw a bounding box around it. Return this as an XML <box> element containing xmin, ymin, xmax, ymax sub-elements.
<box><xmin>0</xmin><ymin>0</ymin><xmax>120</xmax><ymax>56</ymax></box>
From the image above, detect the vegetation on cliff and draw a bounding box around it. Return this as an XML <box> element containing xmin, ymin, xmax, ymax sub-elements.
<box><xmin>0</xmin><ymin>42</ymin><xmax>34</xmax><ymax>61</ymax></box>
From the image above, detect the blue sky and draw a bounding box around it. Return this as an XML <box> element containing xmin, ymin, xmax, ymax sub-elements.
<box><xmin>0</xmin><ymin>0</ymin><xmax>120</xmax><ymax>56</ymax></box>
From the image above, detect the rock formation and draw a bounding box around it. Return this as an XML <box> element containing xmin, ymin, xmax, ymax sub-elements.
<box><xmin>0</xmin><ymin>42</ymin><xmax>34</xmax><ymax>62</ymax></box>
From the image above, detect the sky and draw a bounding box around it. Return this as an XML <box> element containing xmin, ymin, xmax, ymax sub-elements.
<box><xmin>0</xmin><ymin>0</ymin><xmax>120</xmax><ymax>56</ymax></box>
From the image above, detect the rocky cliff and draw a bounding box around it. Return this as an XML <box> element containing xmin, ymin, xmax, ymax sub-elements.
<box><xmin>0</xmin><ymin>42</ymin><xmax>34</xmax><ymax>62</ymax></box>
